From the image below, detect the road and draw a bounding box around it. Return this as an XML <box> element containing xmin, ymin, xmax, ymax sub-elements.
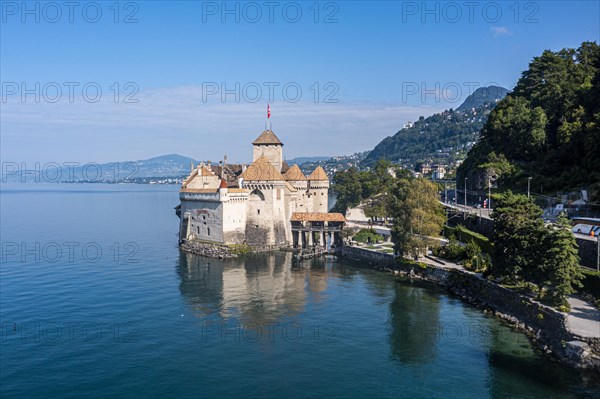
<box><xmin>441</xmin><ymin>201</ymin><xmax>493</xmax><ymax>220</ymax></box>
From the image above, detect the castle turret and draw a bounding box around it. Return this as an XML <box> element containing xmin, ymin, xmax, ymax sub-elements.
<box><xmin>307</xmin><ymin>166</ymin><xmax>330</xmax><ymax>213</ymax></box>
<box><xmin>252</xmin><ymin>130</ymin><xmax>284</xmax><ymax>173</ymax></box>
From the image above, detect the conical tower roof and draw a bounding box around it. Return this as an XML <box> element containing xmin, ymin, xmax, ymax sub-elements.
<box><xmin>307</xmin><ymin>166</ymin><xmax>329</xmax><ymax>181</ymax></box>
<box><xmin>252</xmin><ymin>130</ymin><xmax>283</xmax><ymax>145</ymax></box>
<box><xmin>283</xmin><ymin>164</ymin><xmax>307</xmax><ymax>181</ymax></box>
<box><xmin>241</xmin><ymin>156</ymin><xmax>285</xmax><ymax>181</ymax></box>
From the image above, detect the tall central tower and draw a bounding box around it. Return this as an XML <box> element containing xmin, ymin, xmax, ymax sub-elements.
<box><xmin>252</xmin><ymin>129</ymin><xmax>284</xmax><ymax>172</ymax></box>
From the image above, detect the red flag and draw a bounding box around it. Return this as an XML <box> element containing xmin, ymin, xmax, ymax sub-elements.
<box><xmin>267</xmin><ymin>103</ymin><xmax>271</xmax><ymax>119</ymax></box>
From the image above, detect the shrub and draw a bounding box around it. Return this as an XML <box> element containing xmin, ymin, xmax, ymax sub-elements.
<box><xmin>353</xmin><ymin>228</ymin><xmax>384</xmax><ymax>244</ymax></box>
<box><xmin>463</xmin><ymin>241</ymin><xmax>490</xmax><ymax>273</ymax></box>
<box><xmin>227</xmin><ymin>244</ymin><xmax>252</xmax><ymax>255</ymax></box>
<box><xmin>436</xmin><ymin>239</ymin><xmax>466</xmax><ymax>261</ymax></box>
<box><xmin>454</xmin><ymin>225</ymin><xmax>493</xmax><ymax>254</ymax></box>
<box><xmin>396</xmin><ymin>258</ymin><xmax>428</xmax><ymax>269</ymax></box>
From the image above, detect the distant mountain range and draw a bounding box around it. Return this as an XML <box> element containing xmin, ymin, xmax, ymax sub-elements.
<box><xmin>2</xmin><ymin>86</ymin><xmax>509</xmax><ymax>183</ymax></box>
<box><xmin>1</xmin><ymin>154</ymin><xmax>339</xmax><ymax>183</ymax></box>
<box><xmin>286</xmin><ymin>156</ymin><xmax>330</xmax><ymax>165</ymax></box>
<box><xmin>362</xmin><ymin>85</ymin><xmax>509</xmax><ymax>168</ymax></box>
<box><xmin>2</xmin><ymin>154</ymin><xmax>201</xmax><ymax>183</ymax></box>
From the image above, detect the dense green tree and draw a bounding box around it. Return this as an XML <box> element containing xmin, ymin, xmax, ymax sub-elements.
<box><xmin>492</xmin><ymin>194</ymin><xmax>585</xmax><ymax>305</ymax></box>
<box><xmin>332</xmin><ymin>159</ymin><xmax>400</xmax><ymax>215</ymax></box>
<box><xmin>490</xmin><ymin>191</ymin><xmax>545</xmax><ymax>283</ymax></box>
<box><xmin>331</xmin><ymin>166</ymin><xmax>362</xmax><ymax>213</ymax></box>
<box><xmin>542</xmin><ymin>213</ymin><xmax>584</xmax><ymax>305</ymax></box>
<box><xmin>389</xmin><ymin>178</ymin><xmax>446</xmax><ymax>257</ymax></box>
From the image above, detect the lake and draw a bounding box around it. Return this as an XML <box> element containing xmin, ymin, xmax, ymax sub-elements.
<box><xmin>1</xmin><ymin>184</ymin><xmax>598</xmax><ymax>398</ymax></box>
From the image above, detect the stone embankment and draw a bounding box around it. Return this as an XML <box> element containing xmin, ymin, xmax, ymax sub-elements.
<box><xmin>180</xmin><ymin>240</ymin><xmax>237</xmax><ymax>259</ymax></box>
<box><xmin>341</xmin><ymin>245</ymin><xmax>600</xmax><ymax>373</ymax></box>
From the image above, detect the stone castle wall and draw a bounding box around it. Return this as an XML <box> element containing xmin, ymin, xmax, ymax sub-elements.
<box><xmin>253</xmin><ymin>144</ymin><xmax>283</xmax><ymax>172</ymax></box>
<box><xmin>222</xmin><ymin>192</ymin><xmax>248</xmax><ymax>244</ymax></box>
<box><xmin>245</xmin><ymin>184</ymin><xmax>288</xmax><ymax>246</ymax></box>
<box><xmin>181</xmin><ymin>198</ymin><xmax>224</xmax><ymax>244</ymax></box>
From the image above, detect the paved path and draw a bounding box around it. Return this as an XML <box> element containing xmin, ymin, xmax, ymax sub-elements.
<box><xmin>566</xmin><ymin>296</ymin><xmax>600</xmax><ymax>339</ymax></box>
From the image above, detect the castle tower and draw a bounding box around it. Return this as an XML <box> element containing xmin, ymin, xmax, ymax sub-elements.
<box><xmin>240</xmin><ymin>156</ymin><xmax>288</xmax><ymax>246</ymax></box>
<box><xmin>307</xmin><ymin>166</ymin><xmax>330</xmax><ymax>213</ymax></box>
<box><xmin>252</xmin><ymin>129</ymin><xmax>284</xmax><ymax>173</ymax></box>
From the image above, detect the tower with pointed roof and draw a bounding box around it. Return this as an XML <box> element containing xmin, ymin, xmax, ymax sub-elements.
<box><xmin>307</xmin><ymin>166</ymin><xmax>330</xmax><ymax>213</ymax></box>
<box><xmin>252</xmin><ymin>129</ymin><xmax>284</xmax><ymax>173</ymax></box>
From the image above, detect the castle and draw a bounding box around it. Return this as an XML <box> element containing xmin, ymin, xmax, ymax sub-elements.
<box><xmin>176</xmin><ymin>124</ymin><xmax>345</xmax><ymax>249</ymax></box>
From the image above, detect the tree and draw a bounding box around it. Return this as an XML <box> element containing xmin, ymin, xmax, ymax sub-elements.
<box><xmin>491</xmin><ymin>191</ymin><xmax>545</xmax><ymax>283</ymax></box>
<box><xmin>331</xmin><ymin>167</ymin><xmax>362</xmax><ymax>213</ymax></box>
<box><xmin>389</xmin><ymin>178</ymin><xmax>446</xmax><ymax>258</ymax></box>
<box><xmin>542</xmin><ymin>213</ymin><xmax>584</xmax><ymax>305</ymax></box>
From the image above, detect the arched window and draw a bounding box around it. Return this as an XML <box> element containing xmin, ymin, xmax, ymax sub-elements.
<box><xmin>250</xmin><ymin>189</ymin><xmax>265</xmax><ymax>201</ymax></box>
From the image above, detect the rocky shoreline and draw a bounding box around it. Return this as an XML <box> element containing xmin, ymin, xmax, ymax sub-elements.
<box><xmin>180</xmin><ymin>240</ymin><xmax>237</xmax><ymax>259</ymax></box>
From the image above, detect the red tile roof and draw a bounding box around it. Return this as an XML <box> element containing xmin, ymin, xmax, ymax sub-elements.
<box><xmin>241</xmin><ymin>156</ymin><xmax>285</xmax><ymax>181</ymax></box>
<box><xmin>290</xmin><ymin>212</ymin><xmax>345</xmax><ymax>222</ymax></box>
<box><xmin>307</xmin><ymin>166</ymin><xmax>329</xmax><ymax>181</ymax></box>
<box><xmin>283</xmin><ymin>164</ymin><xmax>307</xmax><ymax>181</ymax></box>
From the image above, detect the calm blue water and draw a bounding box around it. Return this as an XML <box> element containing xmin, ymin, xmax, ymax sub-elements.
<box><xmin>1</xmin><ymin>184</ymin><xmax>598</xmax><ymax>399</ymax></box>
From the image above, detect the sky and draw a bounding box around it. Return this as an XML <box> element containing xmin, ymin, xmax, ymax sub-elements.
<box><xmin>1</xmin><ymin>0</ymin><xmax>599</xmax><ymax>164</ymax></box>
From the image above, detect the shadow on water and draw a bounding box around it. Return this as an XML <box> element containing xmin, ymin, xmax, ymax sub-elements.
<box><xmin>388</xmin><ymin>281</ymin><xmax>441</xmax><ymax>366</ymax></box>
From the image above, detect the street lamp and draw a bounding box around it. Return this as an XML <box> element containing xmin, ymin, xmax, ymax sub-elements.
<box><xmin>488</xmin><ymin>178</ymin><xmax>492</xmax><ymax>211</ymax></box>
<box><xmin>527</xmin><ymin>177</ymin><xmax>532</xmax><ymax>198</ymax></box>
<box><xmin>597</xmin><ymin>235</ymin><xmax>599</xmax><ymax>272</ymax></box>
<box><xmin>464</xmin><ymin>177</ymin><xmax>468</xmax><ymax>208</ymax></box>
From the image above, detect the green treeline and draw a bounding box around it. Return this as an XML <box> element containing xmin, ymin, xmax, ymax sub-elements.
<box><xmin>332</xmin><ymin>159</ymin><xmax>446</xmax><ymax>258</ymax></box>
<box><xmin>458</xmin><ymin>42</ymin><xmax>600</xmax><ymax>201</ymax></box>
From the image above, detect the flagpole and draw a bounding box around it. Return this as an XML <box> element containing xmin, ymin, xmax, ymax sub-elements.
<box><xmin>266</xmin><ymin>103</ymin><xmax>271</xmax><ymax>130</ymax></box>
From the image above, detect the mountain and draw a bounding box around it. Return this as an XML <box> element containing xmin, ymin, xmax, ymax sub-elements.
<box><xmin>1</xmin><ymin>154</ymin><xmax>201</xmax><ymax>183</ymax></box>
<box><xmin>286</xmin><ymin>156</ymin><xmax>330</xmax><ymax>165</ymax></box>
<box><xmin>133</xmin><ymin>154</ymin><xmax>198</xmax><ymax>177</ymax></box>
<box><xmin>456</xmin><ymin>86</ymin><xmax>509</xmax><ymax>112</ymax></box>
<box><xmin>362</xmin><ymin>85</ymin><xmax>509</xmax><ymax>168</ymax></box>
<box><xmin>298</xmin><ymin>152</ymin><xmax>368</xmax><ymax>177</ymax></box>
<box><xmin>458</xmin><ymin>42</ymin><xmax>600</xmax><ymax>201</ymax></box>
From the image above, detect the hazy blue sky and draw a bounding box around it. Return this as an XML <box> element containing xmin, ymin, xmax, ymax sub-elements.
<box><xmin>1</xmin><ymin>1</ymin><xmax>598</xmax><ymax>164</ymax></box>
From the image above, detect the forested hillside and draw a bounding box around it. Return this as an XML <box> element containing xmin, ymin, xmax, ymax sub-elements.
<box><xmin>363</xmin><ymin>86</ymin><xmax>508</xmax><ymax>168</ymax></box>
<box><xmin>458</xmin><ymin>42</ymin><xmax>600</xmax><ymax>201</ymax></box>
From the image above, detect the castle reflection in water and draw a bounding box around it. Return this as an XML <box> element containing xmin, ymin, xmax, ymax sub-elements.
<box><xmin>176</xmin><ymin>251</ymin><xmax>336</xmax><ymax>325</ymax></box>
